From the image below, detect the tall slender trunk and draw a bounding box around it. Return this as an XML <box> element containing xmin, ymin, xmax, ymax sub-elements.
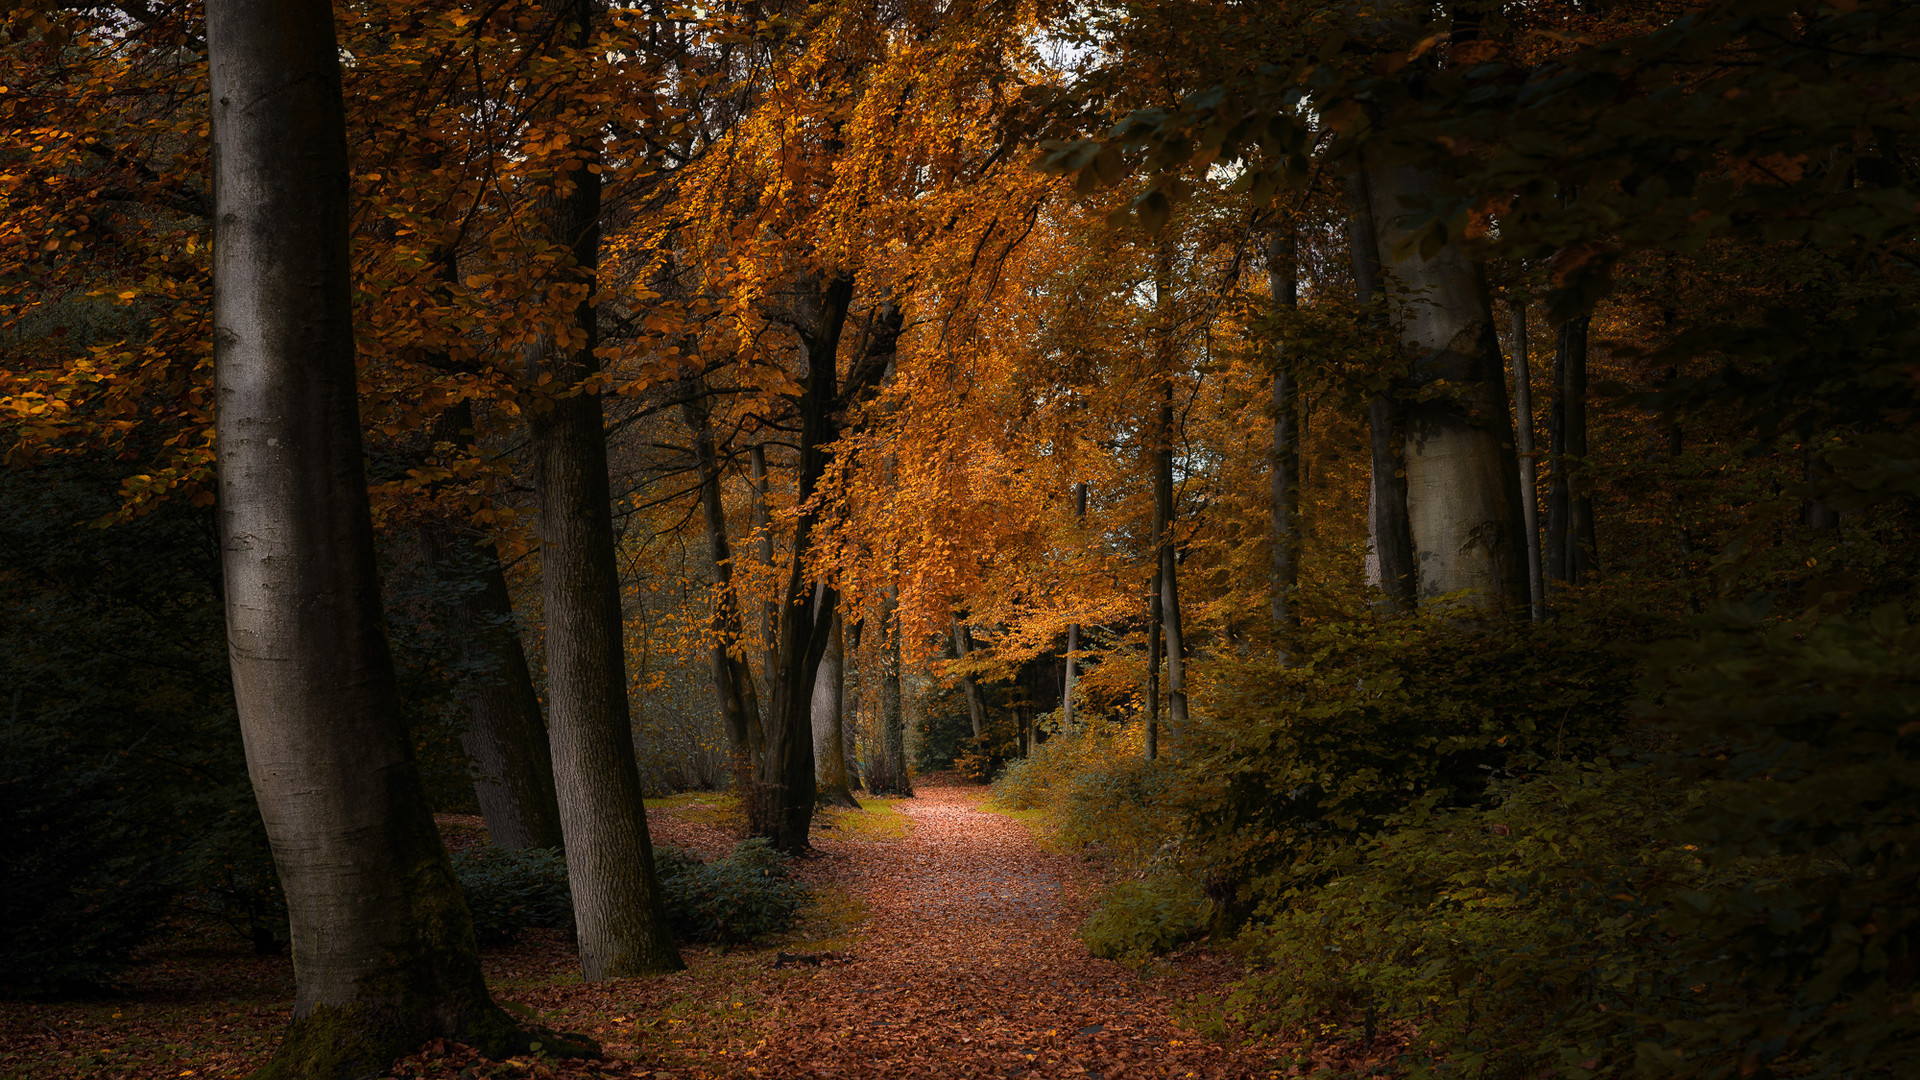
<box><xmin>1145</xmin><ymin>574</ymin><xmax>1161</xmax><ymax>761</ymax></box>
<box><xmin>208</xmin><ymin>0</ymin><xmax>552</xmax><ymax>1069</ymax></box>
<box><xmin>1062</xmin><ymin>481</ymin><xmax>1087</xmax><ymax>724</ymax></box>
<box><xmin>1267</xmin><ymin>226</ymin><xmax>1300</xmax><ymax>638</ymax></box>
<box><xmin>952</xmin><ymin>620</ymin><xmax>987</xmax><ymax>744</ymax></box>
<box><xmin>525</xmin><ymin>0</ymin><xmax>680</xmax><ymax>979</ymax></box>
<box><xmin>812</xmin><ymin>600</ymin><xmax>859</xmax><ymax>808</ymax></box>
<box><xmin>1347</xmin><ymin>170</ymin><xmax>1417</xmax><ymax>610</ymax></box>
<box><xmin>869</xmin><ymin>583</ymin><xmax>913</xmax><ymax>795</ymax></box>
<box><xmin>1364</xmin><ymin>163</ymin><xmax>1529</xmax><ymax>613</ymax></box>
<box><xmin>1559</xmin><ymin>315</ymin><xmax>1599</xmax><ymax>580</ymax></box>
<box><xmin>683</xmin><ymin>390</ymin><xmax>764</xmax><ymax>791</ymax></box>
<box><xmin>1507</xmin><ymin>299</ymin><xmax>1547</xmax><ymax>621</ymax></box>
<box><xmin>749</xmin><ymin>274</ymin><xmax>855</xmax><ymax>852</ymax></box>
<box><xmin>1151</xmin><ymin>244</ymin><xmax>1188</xmax><ymax>745</ymax></box>
<box><xmin>417</xmin><ymin>412</ymin><xmax>565</xmax><ymax>851</ymax></box>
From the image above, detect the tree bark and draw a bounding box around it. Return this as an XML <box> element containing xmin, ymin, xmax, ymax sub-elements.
<box><xmin>208</xmin><ymin>0</ymin><xmax>561</xmax><ymax>1070</ymax></box>
<box><xmin>869</xmin><ymin>583</ymin><xmax>913</xmax><ymax>795</ymax></box>
<box><xmin>812</xmin><ymin>601</ymin><xmax>859</xmax><ymax>807</ymax></box>
<box><xmin>1267</xmin><ymin>227</ymin><xmax>1300</xmax><ymax>638</ymax></box>
<box><xmin>683</xmin><ymin>388</ymin><xmax>764</xmax><ymax>792</ymax></box>
<box><xmin>1364</xmin><ymin>163</ymin><xmax>1529</xmax><ymax>613</ymax></box>
<box><xmin>1151</xmin><ymin>243</ymin><xmax>1189</xmax><ymax>745</ymax></box>
<box><xmin>952</xmin><ymin>620</ymin><xmax>987</xmax><ymax>744</ymax></box>
<box><xmin>416</xmin><ymin>428</ymin><xmax>565</xmax><ymax>851</ymax></box>
<box><xmin>1061</xmin><ymin>482</ymin><xmax>1087</xmax><ymax>724</ymax></box>
<box><xmin>1507</xmin><ymin>299</ymin><xmax>1547</xmax><ymax>620</ymax></box>
<box><xmin>524</xmin><ymin>0</ymin><xmax>680</xmax><ymax>980</ymax></box>
<box><xmin>747</xmin><ymin>274</ymin><xmax>855</xmax><ymax>851</ymax></box>
<box><xmin>1347</xmin><ymin>170</ymin><xmax>1417</xmax><ymax>611</ymax></box>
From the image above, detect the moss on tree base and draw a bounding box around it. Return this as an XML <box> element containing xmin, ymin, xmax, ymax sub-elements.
<box><xmin>247</xmin><ymin>1001</ymin><xmax>599</xmax><ymax>1080</ymax></box>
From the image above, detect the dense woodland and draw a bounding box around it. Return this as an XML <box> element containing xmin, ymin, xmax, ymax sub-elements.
<box><xmin>2</xmin><ymin>0</ymin><xmax>1917</xmax><ymax>1077</ymax></box>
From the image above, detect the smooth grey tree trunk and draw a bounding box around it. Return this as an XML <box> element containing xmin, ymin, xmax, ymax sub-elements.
<box><xmin>1507</xmin><ymin>299</ymin><xmax>1547</xmax><ymax>621</ymax></box>
<box><xmin>524</xmin><ymin>0</ymin><xmax>680</xmax><ymax>981</ymax></box>
<box><xmin>1347</xmin><ymin>170</ymin><xmax>1417</xmax><ymax>611</ymax></box>
<box><xmin>812</xmin><ymin>604</ymin><xmax>859</xmax><ymax>807</ymax></box>
<box><xmin>417</xmin><ymin>509</ymin><xmax>564</xmax><ymax>850</ymax></box>
<box><xmin>208</xmin><ymin>0</ymin><xmax>559</xmax><ymax>1071</ymax></box>
<box><xmin>1364</xmin><ymin>162</ymin><xmax>1530</xmax><ymax>613</ymax></box>
<box><xmin>1061</xmin><ymin>482</ymin><xmax>1087</xmax><ymax>725</ymax></box>
<box><xmin>1267</xmin><ymin>227</ymin><xmax>1300</xmax><ymax>638</ymax></box>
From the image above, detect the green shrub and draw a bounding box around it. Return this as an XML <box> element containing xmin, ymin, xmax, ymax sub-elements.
<box><xmin>1081</xmin><ymin>874</ymin><xmax>1213</xmax><ymax>962</ymax></box>
<box><xmin>661</xmin><ymin>837</ymin><xmax>808</xmax><ymax>945</ymax></box>
<box><xmin>1229</xmin><ymin>760</ymin><xmax>1709</xmax><ymax>1078</ymax></box>
<box><xmin>451</xmin><ymin>839</ymin><xmax>808</xmax><ymax>947</ymax></box>
<box><xmin>1640</xmin><ymin>601</ymin><xmax>1920</xmax><ymax>1079</ymax></box>
<box><xmin>449</xmin><ymin>846</ymin><xmax>573</xmax><ymax>945</ymax></box>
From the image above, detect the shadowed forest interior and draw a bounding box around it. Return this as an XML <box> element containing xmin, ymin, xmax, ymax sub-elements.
<box><xmin>2</xmin><ymin>1</ymin><xmax>1917</xmax><ymax>1078</ymax></box>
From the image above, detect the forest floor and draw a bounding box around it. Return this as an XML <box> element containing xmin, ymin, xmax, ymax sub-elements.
<box><xmin>0</xmin><ymin>775</ymin><xmax>1303</xmax><ymax>1080</ymax></box>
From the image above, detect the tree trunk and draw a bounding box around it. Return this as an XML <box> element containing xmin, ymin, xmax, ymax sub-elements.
<box><xmin>1559</xmin><ymin>315</ymin><xmax>1599</xmax><ymax>580</ymax></box>
<box><xmin>747</xmin><ymin>274</ymin><xmax>855</xmax><ymax>852</ymax></box>
<box><xmin>1151</xmin><ymin>243</ymin><xmax>1189</xmax><ymax>745</ymax></box>
<box><xmin>1346</xmin><ymin>171</ymin><xmax>1417</xmax><ymax>612</ymax></box>
<box><xmin>1364</xmin><ymin>163</ymin><xmax>1529</xmax><ymax>613</ymax></box>
<box><xmin>683</xmin><ymin>388</ymin><xmax>764</xmax><ymax>792</ymax></box>
<box><xmin>416</xmin><ymin>449</ymin><xmax>565</xmax><ymax>850</ymax></box>
<box><xmin>208</xmin><ymin>0</ymin><xmax>560</xmax><ymax>1070</ymax></box>
<box><xmin>1062</xmin><ymin>481</ymin><xmax>1087</xmax><ymax>724</ymax></box>
<box><xmin>812</xmin><ymin>602</ymin><xmax>859</xmax><ymax>807</ymax></box>
<box><xmin>869</xmin><ymin>584</ymin><xmax>913</xmax><ymax>795</ymax></box>
<box><xmin>524</xmin><ymin>0</ymin><xmax>680</xmax><ymax>980</ymax></box>
<box><xmin>1507</xmin><ymin>299</ymin><xmax>1547</xmax><ymax>621</ymax></box>
<box><xmin>1267</xmin><ymin>227</ymin><xmax>1300</xmax><ymax>638</ymax></box>
<box><xmin>952</xmin><ymin>620</ymin><xmax>986</xmax><ymax>743</ymax></box>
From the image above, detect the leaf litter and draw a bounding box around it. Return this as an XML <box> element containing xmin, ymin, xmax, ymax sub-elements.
<box><xmin>0</xmin><ymin>777</ymin><xmax>1307</xmax><ymax>1078</ymax></box>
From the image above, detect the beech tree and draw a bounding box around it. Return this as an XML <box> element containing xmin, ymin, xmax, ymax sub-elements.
<box><xmin>522</xmin><ymin>0</ymin><xmax>682</xmax><ymax>981</ymax></box>
<box><xmin>206</xmin><ymin>0</ymin><xmax>562</xmax><ymax>1070</ymax></box>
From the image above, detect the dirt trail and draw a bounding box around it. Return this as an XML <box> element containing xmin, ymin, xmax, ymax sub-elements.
<box><xmin>715</xmin><ymin>779</ymin><xmax>1272</xmax><ymax>1079</ymax></box>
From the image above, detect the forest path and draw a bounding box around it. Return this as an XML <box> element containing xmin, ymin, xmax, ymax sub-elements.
<box><xmin>676</xmin><ymin>777</ymin><xmax>1273</xmax><ymax>1079</ymax></box>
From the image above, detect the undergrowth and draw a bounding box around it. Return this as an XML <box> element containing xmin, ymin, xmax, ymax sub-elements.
<box><xmin>994</xmin><ymin>597</ymin><xmax>1920</xmax><ymax>1079</ymax></box>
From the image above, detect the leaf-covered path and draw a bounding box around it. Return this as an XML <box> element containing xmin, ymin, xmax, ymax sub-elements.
<box><xmin>0</xmin><ymin>777</ymin><xmax>1282</xmax><ymax>1079</ymax></box>
<box><xmin>633</xmin><ymin>777</ymin><xmax>1274</xmax><ymax>1079</ymax></box>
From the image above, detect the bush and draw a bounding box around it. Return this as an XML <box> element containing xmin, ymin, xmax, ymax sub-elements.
<box><xmin>451</xmin><ymin>839</ymin><xmax>808</xmax><ymax>947</ymax></box>
<box><xmin>1081</xmin><ymin>874</ymin><xmax>1212</xmax><ymax>963</ymax></box>
<box><xmin>449</xmin><ymin>846</ymin><xmax>573</xmax><ymax>945</ymax></box>
<box><xmin>660</xmin><ymin>838</ymin><xmax>808</xmax><ymax>945</ymax></box>
<box><xmin>1230</xmin><ymin>760</ymin><xmax>1708</xmax><ymax>1078</ymax></box>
